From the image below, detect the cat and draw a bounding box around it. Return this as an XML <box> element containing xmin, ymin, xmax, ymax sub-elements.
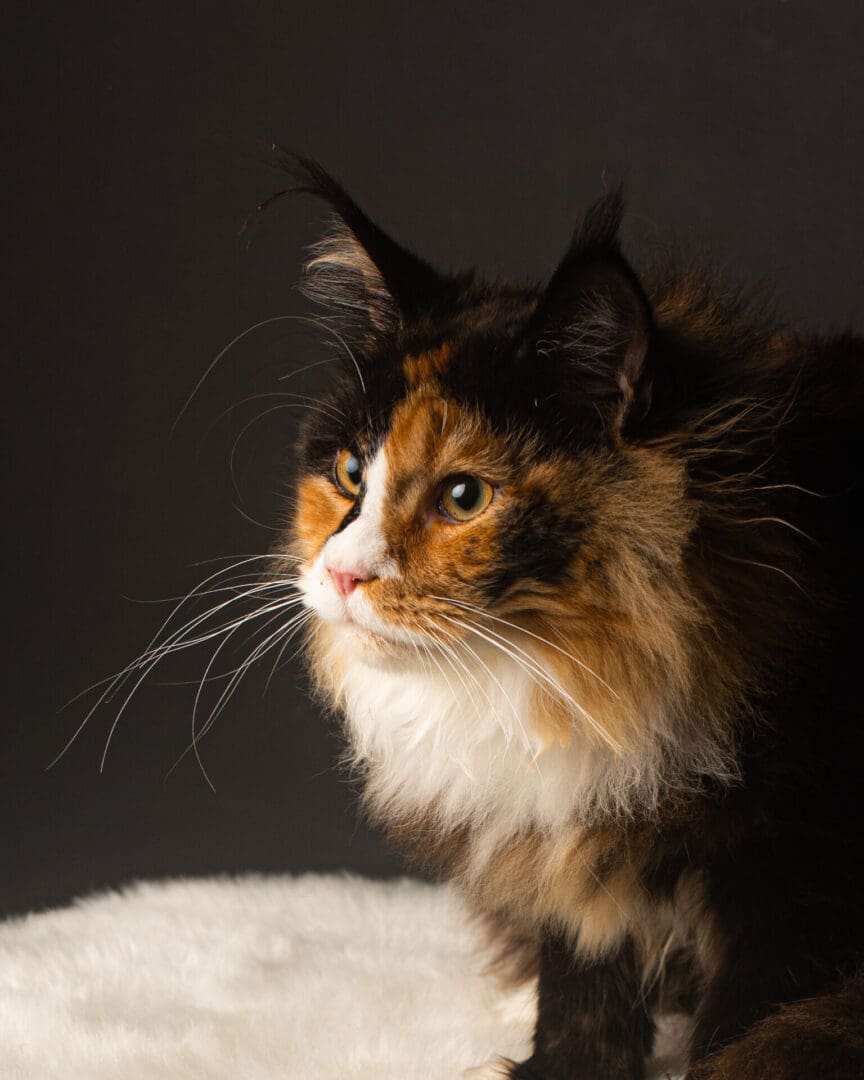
<box><xmin>279</xmin><ymin>154</ymin><xmax>864</xmax><ymax>1079</ymax></box>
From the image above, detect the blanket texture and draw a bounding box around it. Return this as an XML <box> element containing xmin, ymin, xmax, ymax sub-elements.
<box><xmin>0</xmin><ymin>874</ymin><xmax>686</xmax><ymax>1079</ymax></box>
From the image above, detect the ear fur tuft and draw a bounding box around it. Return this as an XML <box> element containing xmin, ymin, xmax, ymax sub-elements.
<box><xmin>268</xmin><ymin>148</ymin><xmax>446</xmax><ymax>333</ymax></box>
<box><xmin>569</xmin><ymin>187</ymin><xmax>626</xmax><ymax>258</ymax></box>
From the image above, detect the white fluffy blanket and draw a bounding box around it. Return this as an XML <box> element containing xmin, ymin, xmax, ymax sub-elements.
<box><xmin>0</xmin><ymin>874</ymin><xmax>686</xmax><ymax>1079</ymax></box>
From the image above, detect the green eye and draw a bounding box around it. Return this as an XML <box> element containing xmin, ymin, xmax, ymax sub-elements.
<box><xmin>439</xmin><ymin>474</ymin><xmax>494</xmax><ymax>522</ymax></box>
<box><xmin>334</xmin><ymin>449</ymin><xmax>363</xmax><ymax>497</ymax></box>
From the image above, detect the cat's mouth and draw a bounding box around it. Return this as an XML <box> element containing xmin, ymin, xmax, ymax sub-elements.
<box><xmin>298</xmin><ymin>559</ymin><xmax>431</xmax><ymax>658</ymax></box>
<box><xmin>347</xmin><ymin>600</ymin><xmax>433</xmax><ymax>644</ymax></box>
<box><xmin>323</xmin><ymin>609</ymin><xmax>433</xmax><ymax>666</ymax></box>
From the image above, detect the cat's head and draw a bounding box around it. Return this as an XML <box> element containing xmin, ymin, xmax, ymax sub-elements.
<box><xmin>280</xmin><ymin>157</ymin><xmax>741</xmax><ymax>781</ymax></box>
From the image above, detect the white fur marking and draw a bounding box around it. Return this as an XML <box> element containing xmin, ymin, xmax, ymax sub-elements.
<box><xmin>323</xmin><ymin>625</ymin><xmax>655</xmax><ymax>860</ymax></box>
<box><xmin>323</xmin><ymin>447</ymin><xmax>397</xmax><ymax>580</ymax></box>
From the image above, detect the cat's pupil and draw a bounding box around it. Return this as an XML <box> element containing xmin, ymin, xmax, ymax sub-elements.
<box><xmin>345</xmin><ymin>455</ymin><xmax>361</xmax><ymax>487</ymax></box>
<box><xmin>450</xmin><ymin>477</ymin><xmax>479</xmax><ymax>510</ymax></box>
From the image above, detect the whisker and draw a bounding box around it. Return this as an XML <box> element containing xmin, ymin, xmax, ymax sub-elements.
<box><xmin>198</xmin><ymin>607</ymin><xmax>313</xmax><ymax>743</ymax></box>
<box><xmin>714</xmin><ymin>552</ymin><xmax>807</xmax><ymax>594</ymax></box>
<box><xmin>437</xmin><ymin>611</ymin><xmax>622</xmax><ymax>755</ymax></box>
<box><xmin>422</xmin><ymin>618</ymin><xmax>498</xmax><ymax>726</ymax></box>
<box><xmin>164</xmin><ymin>607</ymin><xmax>313</xmax><ymax>785</ymax></box>
<box><xmin>277</xmin><ymin>354</ymin><xmax>340</xmax><ymax>382</ymax></box>
<box><xmin>311</xmin><ymin>320</ymin><xmax>371</xmax><ymax>431</ymax></box>
<box><xmin>51</xmin><ymin>561</ymin><xmax>301</xmax><ymax>761</ymax></box>
<box><xmin>728</xmin><ymin>516</ymin><xmax>818</xmax><ymax>544</ymax></box>
<box><xmin>189</xmin><ymin>553</ymin><xmax>302</xmax><ymax>567</ymax></box>
<box><xmin>263</xmin><ymin>610</ymin><xmax>315</xmax><ymax>694</ymax></box>
<box><xmin>419</xmin><ymin>617</ymin><xmax>484</xmax><ymax>720</ymax></box>
<box><xmin>171</xmin><ymin>315</ymin><xmax>306</xmax><ymax>437</ymax></box>
<box><xmin>170</xmin><ymin>312</ymin><xmax>360</xmax><ymax>438</ymax></box>
<box><xmin>197</xmin><ymin>391</ymin><xmax>345</xmax><ymax>463</ymax></box>
<box><xmin>429</xmin><ymin>595</ymin><xmax>618</xmax><ymax>699</ymax></box>
<box><xmin>431</xmin><ymin>621</ymin><xmax>544</xmax><ymax>774</ymax></box>
<box><xmin>232</xmin><ymin>502</ymin><xmax>281</xmax><ymax>533</ymax></box>
<box><xmin>182</xmin><ymin>606</ymin><xmax>313</xmax><ymax>788</ymax></box>
<box><xmin>228</xmin><ymin>402</ymin><xmax>338</xmax><ymax>506</ymax></box>
<box><xmin>98</xmin><ymin>592</ymin><xmax>305</xmax><ymax>772</ymax></box>
<box><xmin>423</xmin><ymin>615</ymin><xmax>525</xmax><ymax>750</ymax></box>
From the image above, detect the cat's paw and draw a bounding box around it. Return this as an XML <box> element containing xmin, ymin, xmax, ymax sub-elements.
<box><xmin>462</xmin><ymin>1058</ymin><xmax>516</xmax><ymax>1079</ymax></box>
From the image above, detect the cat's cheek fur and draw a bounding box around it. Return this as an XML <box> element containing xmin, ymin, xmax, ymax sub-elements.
<box><xmin>298</xmin><ymin>552</ymin><xmax>347</xmax><ymax>626</ymax></box>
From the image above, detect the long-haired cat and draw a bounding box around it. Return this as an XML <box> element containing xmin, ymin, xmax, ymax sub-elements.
<box><xmin>280</xmin><ymin>155</ymin><xmax>864</xmax><ymax>1080</ymax></box>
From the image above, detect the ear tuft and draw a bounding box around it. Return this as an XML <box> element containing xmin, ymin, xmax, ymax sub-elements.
<box><xmin>267</xmin><ymin>148</ymin><xmax>446</xmax><ymax>334</ymax></box>
<box><xmin>302</xmin><ymin>216</ymin><xmax>398</xmax><ymax>331</ymax></box>
<box><xmin>569</xmin><ymin>187</ymin><xmax>626</xmax><ymax>258</ymax></box>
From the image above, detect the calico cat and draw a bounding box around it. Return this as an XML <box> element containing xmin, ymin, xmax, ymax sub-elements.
<box><xmin>280</xmin><ymin>155</ymin><xmax>864</xmax><ymax>1079</ymax></box>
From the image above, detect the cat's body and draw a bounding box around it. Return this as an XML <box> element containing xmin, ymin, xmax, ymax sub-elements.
<box><xmin>284</xmin><ymin>156</ymin><xmax>864</xmax><ymax>1079</ymax></box>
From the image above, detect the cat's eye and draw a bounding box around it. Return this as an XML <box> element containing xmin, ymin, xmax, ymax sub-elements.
<box><xmin>438</xmin><ymin>475</ymin><xmax>494</xmax><ymax>523</ymax></box>
<box><xmin>334</xmin><ymin>449</ymin><xmax>363</xmax><ymax>497</ymax></box>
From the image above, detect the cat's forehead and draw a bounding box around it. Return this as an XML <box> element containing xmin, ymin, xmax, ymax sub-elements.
<box><xmin>380</xmin><ymin>384</ymin><xmax>514</xmax><ymax>483</ymax></box>
<box><xmin>355</xmin><ymin>326</ymin><xmax>533</xmax><ymax>452</ymax></box>
<box><xmin>353</xmin><ymin>325</ymin><xmax>544</xmax><ymax>447</ymax></box>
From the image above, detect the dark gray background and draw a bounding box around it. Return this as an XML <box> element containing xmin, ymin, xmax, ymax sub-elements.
<box><xmin>4</xmin><ymin>1</ymin><xmax>862</xmax><ymax>917</ymax></box>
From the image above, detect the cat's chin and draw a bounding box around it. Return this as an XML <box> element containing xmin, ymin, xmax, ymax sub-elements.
<box><xmin>328</xmin><ymin>618</ymin><xmax>427</xmax><ymax>668</ymax></box>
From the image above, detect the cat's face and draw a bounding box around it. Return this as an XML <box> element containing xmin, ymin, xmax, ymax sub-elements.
<box><xmin>293</xmin><ymin>334</ymin><xmax>683</xmax><ymax>669</ymax></box>
<box><xmin>296</xmin><ymin>349</ymin><xmax>588</xmax><ymax>658</ymax></box>
<box><xmin>278</xmin><ymin>157</ymin><xmax>705</xmax><ymax>777</ymax></box>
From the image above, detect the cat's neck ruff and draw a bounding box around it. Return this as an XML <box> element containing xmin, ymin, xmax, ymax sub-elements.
<box><xmin>318</xmin><ymin>623</ymin><xmax>671</xmax><ymax>846</ymax></box>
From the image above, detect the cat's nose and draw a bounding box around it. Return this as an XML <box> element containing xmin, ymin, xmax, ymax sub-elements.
<box><xmin>327</xmin><ymin>566</ymin><xmax>369</xmax><ymax>596</ymax></box>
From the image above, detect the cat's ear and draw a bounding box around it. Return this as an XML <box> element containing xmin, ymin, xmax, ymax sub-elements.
<box><xmin>272</xmin><ymin>151</ymin><xmax>447</xmax><ymax>334</ymax></box>
<box><xmin>527</xmin><ymin>189</ymin><xmax>653</xmax><ymax>427</ymax></box>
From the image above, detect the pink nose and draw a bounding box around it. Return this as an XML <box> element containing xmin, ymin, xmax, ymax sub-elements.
<box><xmin>328</xmin><ymin>567</ymin><xmax>368</xmax><ymax>596</ymax></box>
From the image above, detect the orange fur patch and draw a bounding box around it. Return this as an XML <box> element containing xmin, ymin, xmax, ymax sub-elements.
<box><xmin>293</xmin><ymin>475</ymin><xmax>350</xmax><ymax>562</ymax></box>
<box><xmin>403</xmin><ymin>343</ymin><xmax>453</xmax><ymax>385</ymax></box>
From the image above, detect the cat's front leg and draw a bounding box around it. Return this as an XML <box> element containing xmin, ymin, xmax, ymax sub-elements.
<box><xmin>477</xmin><ymin>931</ymin><xmax>654</xmax><ymax>1080</ymax></box>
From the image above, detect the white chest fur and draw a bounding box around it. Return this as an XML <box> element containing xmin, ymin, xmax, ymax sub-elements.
<box><xmin>326</xmin><ymin>627</ymin><xmax>637</xmax><ymax>849</ymax></box>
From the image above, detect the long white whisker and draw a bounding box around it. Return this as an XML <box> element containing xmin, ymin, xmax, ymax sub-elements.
<box><xmin>108</xmin><ymin>583</ymin><xmax>303</xmax><ymax>688</ymax></box>
<box><xmin>448</xmin><ymin>633</ymin><xmax>534</xmax><ymax>754</ymax></box>
<box><xmin>228</xmin><ymin>401</ymin><xmax>339</xmax><ymax>505</ymax></box>
<box><xmin>423</xmin><ymin>619</ymin><xmax>498</xmax><ymax>728</ymax></box>
<box><xmin>195</xmin><ymin>606</ymin><xmax>314</xmax><ymax>746</ymax></box>
<box><xmin>97</xmin><ymin>592</ymin><xmax>305</xmax><ymax>772</ymax></box>
<box><xmin>193</xmin><ymin>613</ymin><xmax>314</xmax><ymax>761</ymax></box>
<box><xmin>424</xmin><ymin>616</ymin><xmax>525</xmax><ymax>751</ymax></box>
<box><xmin>197</xmin><ymin>391</ymin><xmax>345</xmax><ymax>464</ymax></box>
<box><xmin>187</xmin><ymin>601</ymin><xmax>306</xmax><ymax>786</ymax></box>
<box><xmin>419</xmin><ymin>619</ymin><xmax>483</xmax><ymax>720</ymax></box>
<box><xmin>232</xmin><ymin>502</ymin><xmax>281</xmax><ymax>533</ymax></box>
<box><xmin>264</xmin><ymin>610</ymin><xmax>315</xmax><ymax>694</ymax></box>
<box><xmin>50</xmin><ymin>565</ymin><xmax>300</xmax><ymax>765</ymax></box>
<box><xmin>728</xmin><ymin>516</ymin><xmax>818</xmax><ymax>544</ymax></box>
<box><xmin>171</xmin><ymin>314</ymin><xmax>340</xmax><ymax>437</ymax></box>
<box><xmin>714</xmin><ymin>552</ymin><xmax>807</xmax><ymax>593</ymax></box>
<box><xmin>312</xmin><ymin>321</ymin><xmax>370</xmax><ymax>430</ymax></box>
<box><xmin>277</xmin><ymin>354</ymin><xmax>340</xmax><ymax>382</ymax></box>
<box><xmin>428</xmin><ymin>595</ymin><xmax>618</xmax><ymax>699</ymax></box>
<box><xmin>437</xmin><ymin>612</ymin><xmax>622</xmax><ymax>755</ymax></box>
<box><xmin>412</xmin><ymin>629</ymin><xmax>463</xmax><ymax>720</ymax></box>
<box><xmin>178</xmin><ymin>606</ymin><xmax>314</xmax><ymax>788</ymax></box>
